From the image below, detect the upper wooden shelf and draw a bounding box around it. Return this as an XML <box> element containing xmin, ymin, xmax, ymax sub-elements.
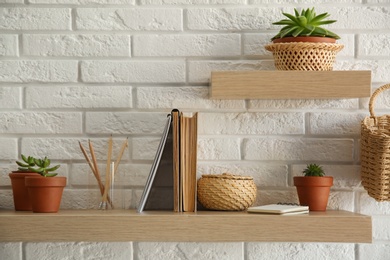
<box><xmin>0</xmin><ymin>209</ymin><xmax>371</xmax><ymax>243</ymax></box>
<box><xmin>210</xmin><ymin>70</ymin><xmax>371</xmax><ymax>99</ymax></box>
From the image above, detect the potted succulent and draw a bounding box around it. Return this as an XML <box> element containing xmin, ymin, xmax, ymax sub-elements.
<box><xmin>265</xmin><ymin>7</ymin><xmax>344</xmax><ymax>71</ymax></box>
<box><xmin>9</xmin><ymin>155</ymin><xmax>40</xmax><ymax>211</ymax></box>
<box><xmin>24</xmin><ymin>157</ymin><xmax>66</xmax><ymax>213</ymax></box>
<box><xmin>293</xmin><ymin>164</ymin><xmax>333</xmax><ymax>211</ymax></box>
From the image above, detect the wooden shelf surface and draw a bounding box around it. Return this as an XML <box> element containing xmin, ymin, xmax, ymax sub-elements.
<box><xmin>0</xmin><ymin>209</ymin><xmax>371</xmax><ymax>243</ymax></box>
<box><xmin>210</xmin><ymin>70</ymin><xmax>371</xmax><ymax>99</ymax></box>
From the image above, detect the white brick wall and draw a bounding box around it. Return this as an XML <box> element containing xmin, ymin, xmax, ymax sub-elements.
<box><xmin>0</xmin><ymin>1</ymin><xmax>390</xmax><ymax>259</ymax></box>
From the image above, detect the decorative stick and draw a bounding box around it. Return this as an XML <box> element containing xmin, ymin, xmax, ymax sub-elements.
<box><xmin>79</xmin><ymin>141</ymin><xmax>95</xmax><ymax>174</ymax></box>
<box><xmin>114</xmin><ymin>137</ymin><xmax>128</xmax><ymax>175</ymax></box>
<box><xmin>88</xmin><ymin>140</ymin><xmax>113</xmax><ymax>209</ymax></box>
<box><xmin>101</xmin><ymin>135</ymin><xmax>113</xmax><ymax>209</ymax></box>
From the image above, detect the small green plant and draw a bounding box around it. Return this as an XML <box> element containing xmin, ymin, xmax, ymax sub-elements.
<box><xmin>303</xmin><ymin>164</ymin><xmax>325</xmax><ymax>177</ymax></box>
<box><xmin>271</xmin><ymin>7</ymin><xmax>340</xmax><ymax>41</ymax></box>
<box><xmin>16</xmin><ymin>154</ymin><xmax>60</xmax><ymax>177</ymax></box>
<box><xmin>16</xmin><ymin>155</ymin><xmax>37</xmax><ymax>172</ymax></box>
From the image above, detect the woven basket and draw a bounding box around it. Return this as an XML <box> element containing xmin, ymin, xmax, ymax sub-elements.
<box><xmin>197</xmin><ymin>173</ymin><xmax>257</xmax><ymax>211</ymax></box>
<box><xmin>361</xmin><ymin>84</ymin><xmax>390</xmax><ymax>201</ymax></box>
<box><xmin>265</xmin><ymin>42</ymin><xmax>344</xmax><ymax>71</ymax></box>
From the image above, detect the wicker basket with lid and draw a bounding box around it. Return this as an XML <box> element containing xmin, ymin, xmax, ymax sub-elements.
<box><xmin>197</xmin><ymin>173</ymin><xmax>257</xmax><ymax>211</ymax></box>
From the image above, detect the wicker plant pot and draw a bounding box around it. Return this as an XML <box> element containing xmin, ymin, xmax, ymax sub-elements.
<box><xmin>197</xmin><ymin>173</ymin><xmax>257</xmax><ymax>211</ymax></box>
<box><xmin>265</xmin><ymin>39</ymin><xmax>344</xmax><ymax>71</ymax></box>
<box><xmin>361</xmin><ymin>84</ymin><xmax>390</xmax><ymax>201</ymax></box>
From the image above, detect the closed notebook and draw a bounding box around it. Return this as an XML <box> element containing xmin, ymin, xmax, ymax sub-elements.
<box><xmin>247</xmin><ymin>204</ymin><xmax>309</xmax><ymax>215</ymax></box>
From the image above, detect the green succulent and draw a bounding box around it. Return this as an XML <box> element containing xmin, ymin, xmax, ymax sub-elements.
<box><xmin>17</xmin><ymin>155</ymin><xmax>60</xmax><ymax>177</ymax></box>
<box><xmin>303</xmin><ymin>164</ymin><xmax>325</xmax><ymax>177</ymax></box>
<box><xmin>272</xmin><ymin>7</ymin><xmax>340</xmax><ymax>41</ymax></box>
<box><xmin>16</xmin><ymin>154</ymin><xmax>37</xmax><ymax>172</ymax></box>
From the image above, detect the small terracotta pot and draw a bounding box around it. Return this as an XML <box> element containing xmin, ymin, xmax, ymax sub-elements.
<box><xmin>294</xmin><ymin>176</ymin><xmax>333</xmax><ymax>211</ymax></box>
<box><xmin>272</xmin><ymin>36</ymin><xmax>337</xmax><ymax>44</ymax></box>
<box><xmin>25</xmin><ymin>176</ymin><xmax>67</xmax><ymax>213</ymax></box>
<box><xmin>9</xmin><ymin>172</ymin><xmax>39</xmax><ymax>211</ymax></box>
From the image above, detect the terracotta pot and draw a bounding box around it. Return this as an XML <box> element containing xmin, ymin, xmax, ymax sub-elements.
<box><xmin>293</xmin><ymin>176</ymin><xmax>333</xmax><ymax>211</ymax></box>
<box><xmin>9</xmin><ymin>172</ymin><xmax>39</xmax><ymax>211</ymax></box>
<box><xmin>272</xmin><ymin>36</ymin><xmax>337</xmax><ymax>44</ymax></box>
<box><xmin>25</xmin><ymin>176</ymin><xmax>67</xmax><ymax>213</ymax></box>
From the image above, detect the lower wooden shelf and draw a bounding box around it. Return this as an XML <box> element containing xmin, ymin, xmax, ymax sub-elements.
<box><xmin>0</xmin><ymin>209</ymin><xmax>371</xmax><ymax>243</ymax></box>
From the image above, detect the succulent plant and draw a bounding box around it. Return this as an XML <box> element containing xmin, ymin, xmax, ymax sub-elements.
<box><xmin>302</xmin><ymin>164</ymin><xmax>325</xmax><ymax>177</ymax></box>
<box><xmin>271</xmin><ymin>7</ymin><xmax>340</xmax><ymax>41</ymax></box>
<box><xmin>16</xmin><ymin>154</ymin><xmax>37</xmax><ymax>172</ymax></box>
<box><xmin>17</xmin><ymin>155</ymin><xmax>60</xmax><ymax>177</ymax></box>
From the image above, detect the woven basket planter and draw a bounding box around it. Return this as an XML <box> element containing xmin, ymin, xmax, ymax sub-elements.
<box><xmin>361</xmin><ymin>84</ymin><xmax>390</xmax><ymax>201</ymax></box>
<box><xmin>265</xmin><ymin>42</ymin><xmax>344</xmax><ymax>71</ymax></box>
<box><xmin>197</xmin><ymin>173</ymin><xmax>257</xmax><ymax>211</ymax></box>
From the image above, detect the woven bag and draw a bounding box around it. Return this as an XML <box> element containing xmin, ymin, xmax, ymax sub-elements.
<box><xmin>265</xmin><ymin>42</ymin><xmax>344</xmax><ymax>71</ymax></box>
<box><xmin>361</xmin><ymin>84</ymin><xmax>390</xmax><ymax>201</ymax></box>
<box><xmin>197</xmin><ymin>173</ymin><xmax>257</xmax><ymax>211</ymax></box>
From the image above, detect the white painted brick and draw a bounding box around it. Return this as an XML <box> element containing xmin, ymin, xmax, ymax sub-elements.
<box><xmin>0</xmin><ymin>35</ymin><xmax>17</xmax><ymax>56</ymax></box>
<box><xmin>309</xmin><ymin>112</ymin><xmax>365</xmax><ymax>135</ymax></box>
<box><xmin>0</xmin><ymin>190</ymin><xmax>14</xmax><ymax>209</ymax></box>
<box><xmin>199</xmin><ymin>112</ymin><xmax>304</xmax><ymax>135</ymax></box>
<box><xmin>0</xmin><ymin>0</ymin><xmax>24</xmax><ymax>2</ymax></box>
<box><xmin>22</xmin><ymin>138</ymin><xmax>130</xmax><ymax>160</ymax></box>
<box><xmin>359</xmin><ymin>192</ymin><xmax>390</xmax><ymax>215</ymax></box>
<box><xmin>0</xmin><ymin>243</ymin><xmax>21</xmax><ymax>260</ymax></box>
<box><xmin>23</xmin><ymin>34</ymin><xmax>130</xmax><ymax>57</ymax></box>
<box><xmin>135</xmin><ymin>242</ymin><xmax>243</xmax><ymax>260</ymax></box>
<box><xmin>0</xmin><ymin>87</ymin><xmax>21</xmax><ymax>109</ymax></box>
<box><xmin>327</xmin><ymin>191</ymin><xmax>354</xmax><ymax>211</ymax></box>
<box><xmin>188</xmin><ymin>60</ymin><xmax>274</xmax><ymax>83</ymax></box>
<box><xmin>198</xmin><ymin>137</ymin><xmax>241</xmax><ymax>160</ymax></box>
<box><xmin>25</xmin><ymin>242</ymin><xmax>132</xmax><ymax>260</ymax></box>
<box><xmin>76</xmin><ymin>8</ymin><xmax>182</xmax><ymax>31</ymax></box>
<box><xmin>134</xmin><ymin>34</ymin><xmax>240</xmax><ymax>57</ymax></box>
<box><xmin>0</xmin><ymin>8</ymin><xmax>71</xmax><ymax>30</ymax></box>
<box><xmin>187</xmin><ymin>8</ymin><xmax>279</xmax><ymax>30</ymax></box>
<box><xmin>0</xmin><ymin>164</ymin><xmax>14</xmax><ymax>186</ymax></box>
<box><xmin>251</xmin><ymin>0</ymin><xmax>360</xmax><ymax>2</ymax></box>
<box><xmin>254</xmin><ymin>190</ymin><xmax>299</xmax><ymax>206</ymax></box>
<box><xmin>0</xmin><ymin>61</ymin><xmax>77</xmax><ymax>83</ymax></box>
<box><xmin>247</xmin><ymin>243</ymin><xmax>354</xmax><ymax>260</ymax></box>
<box><xmin>334</xmin><ymin>60</ymin><xmax>390</xmax><ymax>82</ymax></box>
<box><xmin>321</xmin><ymin>7</ymin><xmax>390</xmax><ymax>30</ymax></box>
<box><xmin>291</xmin><ymin>165</ymin><xmax>361</xmax><ymax>189</ymax></box>
<box><xmin>86</xmin><ymin>112</ymin><xmax>168</xmax><ymax>134</ymax></box>
<box><xmin>243</xmin><ymin>138</ymin><xmax>354</xmax><ymax>161</ymax></box>
<box><xmin>29</xmin><ymin>0</ymin><xmax>134</xmax><ymax>3</ymax></box>
<box><xmin>249</xmin><ymin>99</ymin><xmax>358</xmax><ymax>110</ymax></box>
<box><xmin>373</xmin><ymin>216</ymin><xmax>390</xmax><ymax>241</ymax></box>
<box><xmin>358</xmin><ymin>34</ymin><xmax>390</xmax><ymax>57</ymax></box>
<box><xmin>26</xmin><ymin>86</ymin><xmax>132</xmax><ymax>109</ymax></box>
<box><xmin>0</xmin><ymin>112</ymin><xmax>82</xmax><ymax>134</ymax></box>
<box><xmin>197</xmin><ymin>163</ymin><xmax>288</xmax><ymax>187</ymax></box>
<box><xmin>360</xmin><ymin>85</ymin><xmax>390</xmax><ymax>111</ymax></box>
<box><xmin>132</xmin><ymin>137</ymin><xmax>161</xmax><ymax>160</ymax></box>
<box><xmin>366</xmin><ymin>0</ymin><xmax>390</xmax><ymax>2</ymax></box>
<box><xmin>0</xmin><ymin>139</ymin><xmax>17</xmax><ymax>160</ymax></box>
<box><xmin>62</xmin><ymin>188</ymin><xmax>132</xmax><ymax>209</ymax></box>
<box><xmin>81</xmin><ymin>61</ymin><xmax>185</xmax><ymax>83</ymax></box>
<box><xmin>358</xmin><ymin>244</ymin><xmax>390</xmax><ymax>260</ymax></box>
<box><xmin>71</xmin><ymin>163</ymin><xmax>149</xmax><ymax>186</ymax></box>
<box><xmin>141</xmin><ymin>0</ymin><xmax>245</xmax><ymax>4</ymax></box>
<box><xmin>137</xmin><ymin>86</ymin><xmax>245</xmax><ymax>110</ymax></box>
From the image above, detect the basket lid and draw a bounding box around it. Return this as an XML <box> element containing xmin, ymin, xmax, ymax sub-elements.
<box><xmin>201</xmin><ymin>173</ymin><xmax>253</xmax><ymax>180</ymax></box>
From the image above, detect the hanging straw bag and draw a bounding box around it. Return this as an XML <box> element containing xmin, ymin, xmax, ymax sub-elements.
<box><xmin>361</xmin><ymin>84</ymin><xmax>390</xmax><ymax>201</ymax></box>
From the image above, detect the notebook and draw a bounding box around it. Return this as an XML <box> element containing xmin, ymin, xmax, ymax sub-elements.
<box><xmin>247</xmin><ymin>204</ymin><xmax>309</xmax><ymax>215</ymax></box>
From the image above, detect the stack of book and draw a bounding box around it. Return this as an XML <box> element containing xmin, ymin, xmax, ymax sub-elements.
<box><xmin>138</xmin><ymin>109</ymin><xmax>198</xmax><ymax>213</ymax></box>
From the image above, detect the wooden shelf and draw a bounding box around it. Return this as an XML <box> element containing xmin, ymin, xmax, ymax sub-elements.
<box><xmin>210</xmin><ymin>70</ymin><xmax>371</xmax><ymax>99</ymax></box>
<box><xmin>0</xmin><ymin>209</ymin><xmax>371</xmax><ymax>243</ymax></box>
